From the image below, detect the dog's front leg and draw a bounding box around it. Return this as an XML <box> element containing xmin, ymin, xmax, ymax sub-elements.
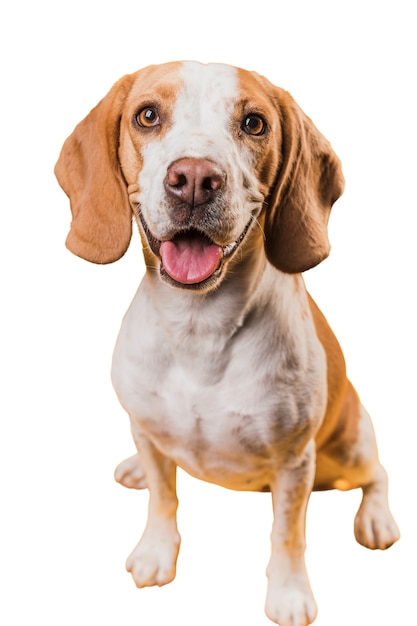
<box><xmin>265</xmin><ymin>440</ymin><xmax>317</xmax><ymax>626</ymax></box>
<box><xmin>125</xmin><ymin>422</ymin><xmax>180</xmax><ymax>588</ymax></box>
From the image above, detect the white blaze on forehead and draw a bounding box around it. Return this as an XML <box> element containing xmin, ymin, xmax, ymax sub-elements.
<box><xmin>153</xmin><ymin>61</ymin><xmax>240</xmax><ymax>164</ymax></box>
<box><xmin>175</xmin><ymin>61</ymin><xmax>238</xmax><ymax>146</ymax></box>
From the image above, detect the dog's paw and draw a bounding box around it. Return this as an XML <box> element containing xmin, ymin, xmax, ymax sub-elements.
<box><xmin>114</xmin><ymin>454</ymin><xmax>147</xmax><ymax>489</ymax></box>
<box><xmin>126</xmin><ymin>528</ymin><xmax>181</xmax><ymax>587</ymax></box>
<box><xmin>265</xmin><ymin>573</ymin><xmax>317</xmax><ymax>626</ymax></box>
<box><xmin>354</xmin><ymin>496</ymin><xmax>400</xmax><ymax>550</ymax></box>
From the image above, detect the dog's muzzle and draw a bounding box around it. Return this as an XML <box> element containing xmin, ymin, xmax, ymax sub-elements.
<box><xmin>138</xmin><ymin>157</ymin><xmax>262</xmax><ymax>290</ymax></box>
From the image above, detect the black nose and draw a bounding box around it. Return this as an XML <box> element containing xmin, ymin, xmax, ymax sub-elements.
<box><xmin>164</xmin><ymin>158</ymin><xmax>226</xmax><ymax>206</ymax></box>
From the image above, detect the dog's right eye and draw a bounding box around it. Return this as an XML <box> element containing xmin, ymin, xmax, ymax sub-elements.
<box><xmin>135</xmin><ymin>106</ymin><xmax>160</xmax><ymax>128</ymax></box>
<box><xmin>242</xmin><ymin>114</ymin><xmax>267</xmax><ymax>136</ymax></box>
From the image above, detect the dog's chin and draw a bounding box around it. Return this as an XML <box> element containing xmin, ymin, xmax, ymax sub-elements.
<box><xmin>139</xmin><ymin>212</ymin><xmax>253</xmax><ymax>292</ymax></box>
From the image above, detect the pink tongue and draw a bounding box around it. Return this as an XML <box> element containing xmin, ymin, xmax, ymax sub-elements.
<box><xmin>160</xmin><ymin>235</ymin><xmax>222</xmax><ymax>284</ymax></box>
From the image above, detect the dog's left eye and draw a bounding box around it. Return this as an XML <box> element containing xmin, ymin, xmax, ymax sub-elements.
<box><xmin>136</xmin><ymin>106</ymin><xmax>160</xmax><ymax>128</ymax></box>
<box><xmin>242</xmin><ymin>114</ymin><xmax>266</xmax><ymax>136</ymax></box>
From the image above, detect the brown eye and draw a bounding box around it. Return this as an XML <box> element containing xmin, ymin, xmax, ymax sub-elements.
<box><xmin>242</xmin><ymin>114</ymin><xmax>266</xmax><ymax>136</ymax></box>
<box><xmin>136</xmin><ymin>106</ymin><xmax>160</xmax><ymax>128</ymax></box>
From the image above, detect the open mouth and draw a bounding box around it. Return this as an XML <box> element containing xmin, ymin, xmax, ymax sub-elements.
<box><xmin>139</xmin><ymin>212</ymin><xmax>253</xmax><ymax>289</ymax></box>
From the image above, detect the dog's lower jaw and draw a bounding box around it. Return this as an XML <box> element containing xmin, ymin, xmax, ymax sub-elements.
<box><xmin>159</xmin><ymin>264</ymin><xmax>223</xmax><ymax>292</ymax></box>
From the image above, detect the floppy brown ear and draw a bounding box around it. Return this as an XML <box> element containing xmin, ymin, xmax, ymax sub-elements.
<box><xmin>54</xmin><ymin>74</ymin><xmax>136</xmax><ymax>263</ymax></box>
<box><xmin>264</xmin><ymin>88</ymin><xmax>345</xmax><ymax>274</ymax></box>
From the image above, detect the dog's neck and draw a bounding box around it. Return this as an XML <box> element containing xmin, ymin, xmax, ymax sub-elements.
<box><xmin>143</xmin><ymin>241</ymin><xmax>303</xmax><ymax>361</ymax></box>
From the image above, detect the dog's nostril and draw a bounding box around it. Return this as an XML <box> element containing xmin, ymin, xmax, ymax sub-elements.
<box><xmin>166</xmin><ymin>169</ymin><xmax>187</xmax><ymax>188</ymax></box>
<box><xmin>175</xmin><ymin>174</ymin><xmax>187</xmax><ymax>188</ymax></box>
<box><xmin>202</xmin><ymin>174</ymin><xmax>223</xmax><ymax>191</ymax></box>
<box><xmin>203</xmin><ymin>176</ymin><xmax>214</xmax><ymax>191</ymax></box>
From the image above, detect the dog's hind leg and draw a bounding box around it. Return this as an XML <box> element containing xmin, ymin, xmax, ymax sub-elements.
<box><xmin>315</xmin><ymin>394</ymin><xmax>400</xmax><ymax>550</ymax></box>
<box><xmin>114</xmin><ymin>453</ymin><xmax>148</xmax><ymax>490</ymax></box>
<box><xmin>354</xmin><ymin>459</ymin><xmax>400</xmax><ymax>549</ymax></box>
<box><xmin>352</xmin><ymin>406</ymin><xmax>400</xmax><ymax>549</ymax></box>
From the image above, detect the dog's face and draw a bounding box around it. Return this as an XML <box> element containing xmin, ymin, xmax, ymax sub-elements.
<box><xmin>55</xmin><ymin>61</ymin><xmax>345</xmax><ymax>287</ymax></box>
<box><xmin>119</xmin><ymin>62</ymin><xmax>281</xmax><ymax>291</ymax></box>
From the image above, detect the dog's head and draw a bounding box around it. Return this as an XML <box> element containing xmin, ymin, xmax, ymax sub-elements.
<box><xmin>55</xmin><ymin>61</ymin><xmax>344</xmax><ymax>291</ymax></box>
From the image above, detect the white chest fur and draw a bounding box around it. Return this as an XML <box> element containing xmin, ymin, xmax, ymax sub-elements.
<box><xmin>111</xmin><ymin>264</ymin><xmax>327</xmax><ymax>491</ymax></box>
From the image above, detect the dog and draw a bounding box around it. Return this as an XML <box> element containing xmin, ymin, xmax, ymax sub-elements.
<box><xmin>55</xmin><ymin>61</ymin><xmax>400</xmax><ymax>626</ymax></box>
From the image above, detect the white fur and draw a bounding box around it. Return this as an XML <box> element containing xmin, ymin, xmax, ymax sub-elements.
<box><xmin>112</xmin><ymin>264</ymin><xmax>327</xmax><ymax>489</ymax></box>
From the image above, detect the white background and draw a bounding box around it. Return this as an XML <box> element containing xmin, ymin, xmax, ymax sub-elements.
<box><xmin>1</xmin><ymin>1</ymin><xmax>415</xmax><ymax>624</ymax></box>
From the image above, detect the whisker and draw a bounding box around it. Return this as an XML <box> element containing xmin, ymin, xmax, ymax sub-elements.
<box><xmin>253</xmin><ymin>216</ymin><xmax>266</xmax><ymax>242</ymax></box>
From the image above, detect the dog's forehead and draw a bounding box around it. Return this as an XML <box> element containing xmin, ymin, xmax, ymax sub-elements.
<box><xmin>128</xmin><ymin>61</ymin><xmax>271</xmax><ymax>119</ymax></box>
<box><xmin>178</xmin><ymin>61</ymin><xmax>239</xmax><ymax>115</ymax></box>
<box><xmin>126</xmin><ymin>61</ymin><xmax>238</xmax><ymax>119</ymax></box>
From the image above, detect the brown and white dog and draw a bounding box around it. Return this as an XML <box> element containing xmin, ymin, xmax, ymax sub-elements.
<box><xmin>55</xmin><ymin>61</ymin><xmax>400</xmax><ymax>626</ymax></box>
